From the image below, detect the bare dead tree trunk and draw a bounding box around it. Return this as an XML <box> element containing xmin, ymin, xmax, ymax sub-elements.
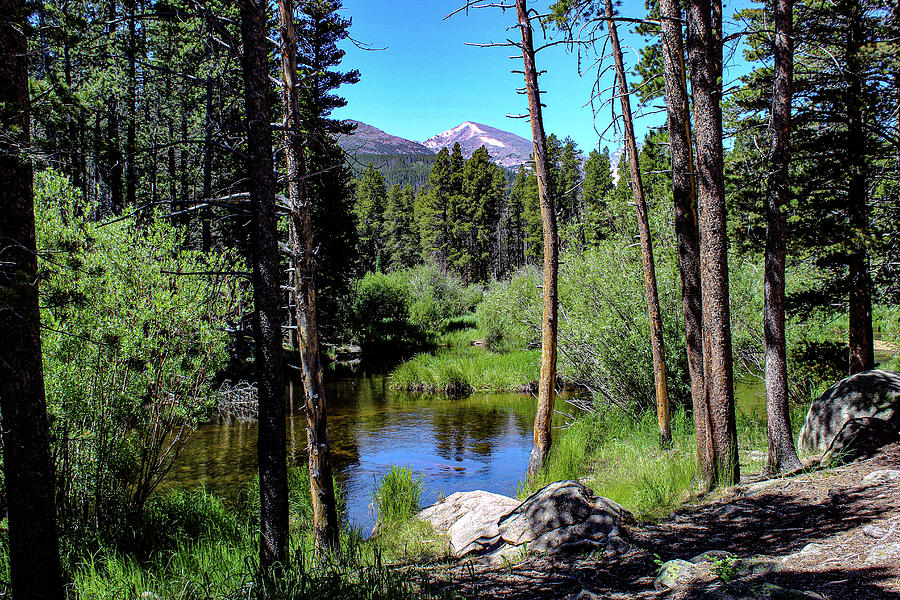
<box><xmin>604</xmin><ymin>0</ymin><xmax>672</xmax><ymax>444</ymax></box>
<box><xmin>685</xmin><ymin>0</ymin><xmax>739</xmax><ymax>486</ymax></box>
<box><xmin>518</xmin><ymin>0</ymin><xmax>558</xmax><ymax>479</ymax></box>
<box><xmin>659</xmin><ymin>0</ymin><xmax>713</xmax><ymax>481</ymax></box>
<box><xmin>765</xmin><ymin>0</ymin><xmax>802</xmax><ymax>474</ymax></box>
<box><xmin>237</xmin><ymin>0</ymin><xmax>289</xmax><ymax>580</ymax></box>
<box><xmin>846</xmin><ymin>0</ymin><xmax>874</xmax><ymax>375</ymax></box>
<box><xmin>0</xmin><ymin>1</ymin><xmax>66</xmax><ymax>596</ymax></box>
<box><xmin>276</xmin><ymin>0</ymin><xmax>340</xmax><ymax>555</ymax></box>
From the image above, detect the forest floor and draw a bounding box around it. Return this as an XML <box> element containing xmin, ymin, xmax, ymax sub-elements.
<box><xmin>428</xmin><ymin>443</ymin><xmax>900</xmax><ymax>599</ymax></box>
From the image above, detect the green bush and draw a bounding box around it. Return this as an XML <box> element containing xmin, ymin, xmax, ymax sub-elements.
<box><xmin>351</xmin><ymin>263</ymin><xmax>482</xmax><ymax>348</ymax></box>
<box><xmin>477</xmin><ymin>241</ymin><xmax>763</xmax><ymax>413</ymax></box>
<box><xmin>34</xmin><ymin>170</ymin><xmax>242</xmax><ymax>539</ymax></box>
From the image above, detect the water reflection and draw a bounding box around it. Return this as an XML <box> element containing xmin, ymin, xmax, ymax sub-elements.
<box><xmin>165</xmin><ymin>371</ymin><xmax>568</xmax><ymax>531</ymax></box>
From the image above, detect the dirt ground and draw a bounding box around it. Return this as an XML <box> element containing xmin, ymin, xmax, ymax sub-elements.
<box><xmin>428</xmin><ymin>444</ymin><xmax>900</xmax><ymax>599</ymax></box>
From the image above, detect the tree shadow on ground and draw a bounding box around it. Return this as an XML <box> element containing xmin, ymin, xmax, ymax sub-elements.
<box><xmin>435</xmin><ymin>446</ymin><xmax>900</xmax><ymax>599</ymax></box>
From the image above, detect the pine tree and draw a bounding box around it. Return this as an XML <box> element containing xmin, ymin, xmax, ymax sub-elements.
<box><xmin>581</xmin><ymin>147</ymin><xmax>614</xmax><ymax>244</ymax></box>
<box><xmin>0</xmin><ymin>0</ymin><xmax>66</xmax><ymax>594</ymax></box>
<box><xmin>353</xmin><ymin>163</ymin><xmax>387</xmax><ymax>273</ymax></box>
<box><xmin>383</xmin><ymin>184</ymin><xmax>420</xmax><ymax>270</ymax></box>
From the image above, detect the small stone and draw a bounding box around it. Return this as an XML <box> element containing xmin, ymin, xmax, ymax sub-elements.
<box><xmin>866</xmin><ymin>542</ymin><xmax>900</xmax><ymax>564</ymax></box>
<box><xmin>863</xmin><ymin>524</ymin><xmax>889</xmax><ymax>539</ymax></box>
<box><xmin>862</xmin><ymin>469</ymin><xmax>900</xmax><ymax>484</ymax></box>
<box><xmin>746</xmin><ymin>479</ymin><xmax>779</xmax><ymax>494</ymax></box>
<box><xmin>654</xmin><ymin>559</ymin><xmax>696</xmax><ymax>591</ymax></box>
<box><xmin>798</xmin><ymin>543</ymin><xmax>825</xmax><ymax>556</ymax></box>
<box><xmin>747</xmin><ymin>450</ymin><xmax>767</xmax><ymax>461</ymax></box>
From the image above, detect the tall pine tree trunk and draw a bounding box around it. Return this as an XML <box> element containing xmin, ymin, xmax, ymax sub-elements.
<box><xmin>659</xmin><ymin>0</ymin><xmax>712</xmax><ymax>480</ymax></box>
<box><xmin>605</xmin><ymin>0</ymin><xmax>672</xmax><ymax>444</ymax></box>
<box><xmin>0</xmin><ymin>1</ymin><xmax>66</xmax><ymax>596</ymax></box>
<box><xmin>765</xmin><ymin>0</ymin><xmax>802</xmax><ymax>474</ymax></box>
<box><xmin>518</xmin><ymin>0</ymin><xmax>558</xmax><ymax>479</ymax></box>
<box><xmin>125</xmin><ymin>0</ymin><xmax>137</xmax><ymax>208</ymax></box>
<box><xmin>846</xmin><ymin>0</ymin><xmax>874</xmax><ymax>375</ymax></box>
<box><xmin>237</xmin><ymin>0</ymin><xmax>289</xmax><ymax>579</ymax></box>
<box><xmin>276</xmin><ymin>0</ymin><xmax>340</xmax><ymax>555</ymax></box>
<box><xmin>686</xmin><ymin>0</ymin><xmax>739</xmax><ymax>486</ymax></box>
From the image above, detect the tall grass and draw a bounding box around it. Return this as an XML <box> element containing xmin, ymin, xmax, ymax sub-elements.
<box><xmin>388</xmin><ymin>347</ymin><xmax>539</xmax><ymax>393</ymax></box>
<box><xmin>372</xmin><ymin>466</ymin><xmax>424</xmax><ymax>528</ymax></box>
<box><xmin>369</xmin><ymin>467</ymin><xmax>451</xmax><ymax>562</ymax></box>
<box><xmin>520</xmin><ymin>406</ymin><xmax>794</xmax><ymax>522</ymax></box>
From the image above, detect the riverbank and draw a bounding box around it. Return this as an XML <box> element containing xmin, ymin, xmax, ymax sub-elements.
<box><xmin>428</xmin><ymin>442</ymin><xmax>900</xmax><ymax>599</ymax></box>
<box><xmin>388</xmin><ymin>346</ymin><xmax>540</xmax><ymax>394</ymax></box>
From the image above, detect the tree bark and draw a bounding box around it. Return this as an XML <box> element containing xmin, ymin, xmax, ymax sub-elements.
<box><xmin>765</xmin><ymin>0</ymin><xmax>802</xmax><ymax>474</ymax></box>
<box><xmin>518</xmin><ymin>0</ymin><xmax>558</xmax><ymax>479</ymax></box>
<box><xmin>604</xmin><ymin>0</ymin><xmax>672</xmax><ymax>444</ymax></box>
<box><xmin>276</xmin><ymin>0</ymin><xmax>340</xmax><ymax>555</ymax></box>
<box><xmin>237</xmin><ymin>0</ymin><xmax>289</xmax><ymax>579</ymax></box>
<box><xmin>659</xmin><ymin>0</ymin><xmax>713</xmax><ymax>480</ymax></box>
<box><xmin>0</xmin><ymin>1</ymin><xmax>66</xmax><ymax>596</ymax></box>
<box><xmin>685</xmin><ymin>0</ymin><xmax>739</xmax><ymax>486</ymax></box>
<box><xmin>846</xmin><ymin>0</ymin><xmax>874</xmax><ymax>375</ymax></box>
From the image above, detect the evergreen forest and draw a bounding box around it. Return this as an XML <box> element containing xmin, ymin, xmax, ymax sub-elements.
<box><xmin>0</xmin><ymin>0</ymin><xmax>898</xmax><ymax>598</ymax></box>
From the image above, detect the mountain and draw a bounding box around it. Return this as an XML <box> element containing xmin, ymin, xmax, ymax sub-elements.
<box><xmin>336</xmin><ymin>120</ymin><xmax>434</xmax><ymax>156</ymax></box>
<box><xmin>424</xmin><ymin>121</ymin><xmax>533</xmax><ymax>168</ymax></box>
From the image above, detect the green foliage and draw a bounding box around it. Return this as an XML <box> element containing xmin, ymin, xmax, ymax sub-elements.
<box><xmin>383</xmin><ymin>184</ymin><xmax>420</xmax><ymax>271</ymax></box>
<box><xmin>34</xmin><ymin>171</ymin><xmax>240</xmax><ymax>536</ymax></box>
<box><xmin>520</xmin><ymin>409</ymin><xmax>699</xmax><ymax>522</ymax></box>
<box><xmin>476</xmin><ymin>266</ymin><xmax>542</xmax><ymax>350</ymax></box>
<box><xmin>351</xmin><ymin>264</ymin><xmax>482</xmax><ymax>349</ymax></box>
<box><xmin>347</xmin><ymin>153</ymin><xmax>436</xmax><ymax>189</ymax></box>
<box><xmin>388</xmin><ymin>347</ymin><xmax>540</xmax><ymax>394</ymax></box>
<box><xmin>372</xmin><ymin>466</ymin><xmax>424</xmax><ymax>529</ymax></box>
<box><xmin>581</xmin><ymin>147</ymin><xmax>615</xmax><ymax>245</ymax></box>
<box><xmin>353</xmin><ymin>164</ymin><xmax>388</xmax><ymax>273</ymax></box>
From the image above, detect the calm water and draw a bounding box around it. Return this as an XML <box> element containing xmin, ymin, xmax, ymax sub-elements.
<box><xmin>164</xmin><ymin>369</ymin><xmax>572</xmax><ymax>531</ymax></box>
<box><xmin>167</xmin><ymin>348</ymin><xmax>897</xmax><ymax>531</ymax></box>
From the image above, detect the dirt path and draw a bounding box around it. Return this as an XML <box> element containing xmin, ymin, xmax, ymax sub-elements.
<box><xmin>430</xmin><ymin>444</ymin><xmax>900</xmax><ymax>599</ymax></box>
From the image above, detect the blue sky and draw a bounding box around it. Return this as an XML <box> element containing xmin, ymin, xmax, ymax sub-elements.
<box><xmin>332</xmin><ymin>0</ymin><xmax>755</xmax><ymax>155</ymax></box>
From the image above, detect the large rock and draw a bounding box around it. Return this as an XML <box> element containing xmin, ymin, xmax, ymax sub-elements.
<box><xmin>797</xmin><ymin>370</ymin><xmax>900</xmax><ymax>454</ymax></box>
<box><xmin>416</xmin><ymin>490</ymin><xmax>520</xmax><ymax>554</ymax></box>
<box><xmin>417</xmin><ymin>480</ymin><xmax>633</xmax><ymax>562</ymax></box>
<box><xmin>819</xmin><ymin>417</ymin><xmax>899</xmax><ymax>467</ymax></box>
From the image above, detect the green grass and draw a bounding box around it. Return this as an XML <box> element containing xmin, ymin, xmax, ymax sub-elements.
<box><xmin>372</xmin><ymin>466</ymin><xmax>424</xmax><ymax>528</ymax></box>
<box><xmin>519</xmin><ymin>405</ymin><xmax>793</xmax><ymax>522</ymax></box>
<box><xmin>31</xmin><ymin>471</ymin><xmax>454</xmax><ymax>599</ymax></box>
<box><xmin>369</xmin><ymin>467</ymin><xmax>451</xmax><ymax>561</ymax></box>
<box><xmin>388</xmin><ymin>346</ymin><xmax>539</xmax><ymax>394</ymax></box>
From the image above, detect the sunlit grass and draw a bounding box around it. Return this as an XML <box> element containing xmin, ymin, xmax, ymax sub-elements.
<box><xmin>388</xmin><ymin>347</ymin><xmax>539</xmax><ymax>393</ymax></box>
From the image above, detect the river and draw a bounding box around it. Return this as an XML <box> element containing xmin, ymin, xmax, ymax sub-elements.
<box><xmin>164</xmin><ymin>367</ymin><xmax>574</xmax><ymax>532</ymax></box>
<box><xmin>166</xmin><ymin>349</ymin><xmax>896</xmax><ymax>532</ymax></box>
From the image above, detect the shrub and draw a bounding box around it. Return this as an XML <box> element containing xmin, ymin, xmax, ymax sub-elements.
<box><xmin>351</xmin><ymin>263</ymin><xmax>482</xmax><ymax>348</ymax></box>
<box><xmin>477</xmin><ymin>242</ymin><xmax>762</xmax><ymax>413</ymax></box>
<box><xmin>34</xmin><ymin>170</ymin><xmax>242</xmax><ymax>539</ymax></box>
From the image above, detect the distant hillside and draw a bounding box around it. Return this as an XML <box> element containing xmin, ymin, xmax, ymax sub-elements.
<box><xmin>337</xmin><ymin>121</ymin><xmax>434</xmax><ymax>156</ymax></box>
<box><xmin>347</xmin><ymin>153</ymin><xmax>436</xmax><ymax>189</ymax></box>
<box><xmin>424</xmin><ymin>121</ymin><xmax>533</xmax><ymax>168</ymax></box>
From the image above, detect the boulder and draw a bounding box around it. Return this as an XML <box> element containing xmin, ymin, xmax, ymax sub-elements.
<box><xmin>819</xmin><ymin>417</ymin><xmax>899</xmax><ymax>467</ymax></box>
<box><xmin>417</xmin><ymin>480</ymin><xmax>633</xmax><ymax>563</ymax></box>
<box><xmin>416</xmin><ymin>490</ymin><xmax>519</xmax><ymax>554</ymax></box>
<box><xmin>797</xmin><ymin>370</ymin><xmax>900</xmax><ymax>454</ymax></box>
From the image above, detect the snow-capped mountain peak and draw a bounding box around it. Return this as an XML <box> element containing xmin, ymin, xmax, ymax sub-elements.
<box><xmin>423</xmin><ymin>121</ymin><xmax>532</xmax><ymax>167</ymax></box>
